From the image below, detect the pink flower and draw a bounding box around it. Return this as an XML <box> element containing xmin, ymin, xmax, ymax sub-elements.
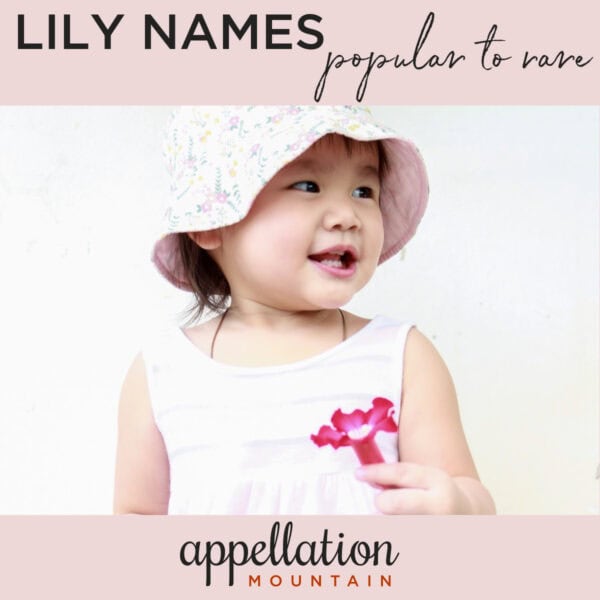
<box><xmin>183</xmin><ymin>156</ymin><xmax>197</xmax><ymax>169</ymax></box>
<box><xmin>311</xmin><ymin>397</ymin><xmax>396</xmax><ymax>465</ymax></box>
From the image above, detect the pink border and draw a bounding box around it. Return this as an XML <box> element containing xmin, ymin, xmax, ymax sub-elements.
<box><xmin>0</xmin><ymin>0</ymin><xmax>598</xmax><ymax>598</ymax></box>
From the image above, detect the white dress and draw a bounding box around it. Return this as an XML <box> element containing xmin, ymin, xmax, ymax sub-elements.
<box><xmin>142</xmin><ymin>315</ymin><xmax>413</xmax><ymax>514</ymax></box>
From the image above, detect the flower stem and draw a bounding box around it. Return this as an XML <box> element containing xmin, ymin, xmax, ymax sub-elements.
<box><xmin>352</xmin><ymin>439</ymin><xmax>385</xmax><ymax>465</ymax></box>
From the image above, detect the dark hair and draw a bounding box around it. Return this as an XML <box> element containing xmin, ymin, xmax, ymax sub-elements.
<box><xmin>178</xmin><ymin>135</ymin><xmax>389</xmax><ymax>324</ymax></box>
<box><xmin>177</xmin><ymin>234</ymin><xmax>230</xmax><ymax>324</ymax></box>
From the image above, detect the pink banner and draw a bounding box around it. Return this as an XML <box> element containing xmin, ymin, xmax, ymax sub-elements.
<box><xmin>0</xmin><ymin>516</ymin><xmax>599</xmax><ymax>598</ymax></box>
<box><xmin>0</xmin><ymin>0</ymin><xmax>598</xmax><ymax>103</ymax></box>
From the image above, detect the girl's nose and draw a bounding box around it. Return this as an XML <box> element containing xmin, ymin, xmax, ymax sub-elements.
<box><xmin>322</xmin><ymin>196</ymin><xmax>361</xmax><ymax>231</ymax></box>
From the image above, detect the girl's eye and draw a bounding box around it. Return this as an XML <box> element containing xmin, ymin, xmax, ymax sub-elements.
<box><xmin>352</xmin><ymin>186</ymin><xmax>375</xmax><ymax>199</ymax></box>
<box><xmin>291</xmin><ymin>181</ymin><xmax>320</xmax><ymax>193</ymax></box>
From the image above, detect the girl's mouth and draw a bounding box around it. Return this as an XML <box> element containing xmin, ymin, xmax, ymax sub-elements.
<box><xmin>308</xmin><ymin>246</ymin><xmax>358</xmax><ymax>277</ymax></box>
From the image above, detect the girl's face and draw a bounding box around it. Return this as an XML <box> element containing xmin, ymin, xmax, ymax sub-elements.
<box><xmin>212</xmin><ymin>135</ymin><xmax>385</xmax><ymax>312</ymax></box>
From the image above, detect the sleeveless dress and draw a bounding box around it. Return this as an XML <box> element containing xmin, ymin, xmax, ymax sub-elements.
<box><xmin>142</xmin><ymin>315</ymin><xmax>413</xmax><ymax>514</ymax></box>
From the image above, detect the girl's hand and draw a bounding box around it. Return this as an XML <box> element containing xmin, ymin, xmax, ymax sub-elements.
<box><xmin>355</xmin><ymin>461</ymin><xmax>475</xmax><ymax>515</ymax></box>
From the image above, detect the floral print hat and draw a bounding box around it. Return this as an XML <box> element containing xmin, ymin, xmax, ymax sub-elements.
<box><xmin>153</xmin><ymin>105</ymin><xmax>428</xmax><ymax>290</ymax></box>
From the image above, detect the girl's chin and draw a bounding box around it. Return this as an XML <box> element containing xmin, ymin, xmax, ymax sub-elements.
<box><xmin>273</xmin><ymin>295</ymin><xmax>353</xmax><ymax>312</ymax></box>
<box><xmin>309</xmin><ymin>294</ymin><xmax>356</xmax><ymax>310</ymax></box>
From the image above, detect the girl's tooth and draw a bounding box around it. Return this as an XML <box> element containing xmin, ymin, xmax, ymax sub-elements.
<box><xmin>321</xmin><ymin>258</ymin><xmax>343</xmax><ymax>268</ymax></box>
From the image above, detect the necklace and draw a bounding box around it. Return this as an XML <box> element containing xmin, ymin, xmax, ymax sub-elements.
<box><xmin>210</xmin><ymin>308</ymin><xmax>347</xmax><ymax>359</ymax></box>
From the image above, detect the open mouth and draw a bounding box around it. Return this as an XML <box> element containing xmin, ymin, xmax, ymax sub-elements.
<box><xmin>308</xmin><ymin>246</ymin><xmax>358</xmax><ymax>272</ymax></box>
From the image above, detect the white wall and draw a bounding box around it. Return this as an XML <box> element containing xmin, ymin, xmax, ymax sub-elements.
<box><xmin>0</xmin><ymin>106</ymin><xmax>597</xmax><ymax>514</ymax></box>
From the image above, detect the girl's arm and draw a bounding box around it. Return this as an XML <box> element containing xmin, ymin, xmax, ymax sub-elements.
<box><xmin>356</xmin><ymin>328</ymin><xmax>495</xmax><ymax>514</ymax></box>
<box><xmin>113</xmin><ymin>353</ymin><xmax>170</xmax><ymax>515</ymax></box>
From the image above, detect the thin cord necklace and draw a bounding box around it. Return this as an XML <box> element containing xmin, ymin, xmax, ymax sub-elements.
<box><xmin>210</xmin><ymin>308</ymin><xmax>347</xmax><ymax>359</ymax></box>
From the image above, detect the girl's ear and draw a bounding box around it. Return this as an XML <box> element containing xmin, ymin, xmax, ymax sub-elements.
<box><xmin>187</xmin><ymin>229</ymin><xmax>222</xmax><ymax>250</ymax></box>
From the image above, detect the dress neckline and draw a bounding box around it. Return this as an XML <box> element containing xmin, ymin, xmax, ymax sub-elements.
<box><xmin>176</xmin><ymin>315</ymin><xmax>385</xmax><ymax>374</ymax></box>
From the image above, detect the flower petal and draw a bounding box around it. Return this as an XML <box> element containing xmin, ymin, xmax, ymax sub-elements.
<box><xmin>310</xmin><ymin>425</ymin><xmax>350</xmax><ymax>449</ymax></box>
<box><xmin>330</xmin><ymin>407</ymin><xmax>368</xmax><ymax>433</ymax></box>
<box><xmin>376</xmin><ymin>415</ymin><xmax>397</xmax><ymax>433</ymax></box>
<box><xmin>366</xmin><ymin>397</ymin><xmax>394</xmax><ymax>425</ymax></box>
<box><xmin>362</xmin><ymin>397</ymin><xmax>396</xmax><ymax>439</ymax></box>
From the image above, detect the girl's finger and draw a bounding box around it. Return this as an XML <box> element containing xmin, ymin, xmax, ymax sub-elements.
<box><xmin>355</xmin><ymin>461</ymin><xmax>441</xmax><ymax>489</ymax></box>
<box><xmin>374</xmin><ymin>488</ymin><xmax>432</xmax><ymax>515</ymax></box>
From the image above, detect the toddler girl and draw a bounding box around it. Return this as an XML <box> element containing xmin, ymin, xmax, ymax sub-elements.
<box><xmin>113</xmin><ymin>105</ymin><xmax>494</xmax><ymax>515</ymax></box>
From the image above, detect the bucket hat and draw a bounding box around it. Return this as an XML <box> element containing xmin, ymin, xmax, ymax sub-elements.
<box><xmin>153</xmin><ymin>105</ymin><xmax>428</xmax><ymax>290</ymax></box>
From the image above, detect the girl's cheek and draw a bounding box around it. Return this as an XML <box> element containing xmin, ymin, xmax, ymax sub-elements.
<box><xmin>246</xmin><ymin>215</ymin><xmax>302</xmax><ymax>255</ymax></box>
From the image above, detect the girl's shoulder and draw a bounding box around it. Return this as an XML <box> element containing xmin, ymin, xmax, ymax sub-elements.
<box><xmin>114</xmin><ymin>352</ymin><xmax>170</xmax><ymax>514</ymax></box>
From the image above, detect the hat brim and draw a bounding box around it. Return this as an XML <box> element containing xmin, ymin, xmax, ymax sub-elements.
<box><xmin>377</xmin><ymin>137</ymin><xmax>428</xmax><ymax>262</ymax></box>
<box><xmin>153</xmin><ymin>108</ymin><xmax>428</xmax><ymax>291</ymax></box>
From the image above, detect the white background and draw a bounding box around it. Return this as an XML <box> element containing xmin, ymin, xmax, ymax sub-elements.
<box><xmin>0</xmin><ymin>106</ymin><xmax>597</xmax><ymax>514</ymax></box>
